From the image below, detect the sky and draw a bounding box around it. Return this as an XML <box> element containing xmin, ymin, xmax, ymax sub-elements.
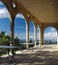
<box><xmin>0</xmin><ymin>1</ymin><xmax>57</xmax><ymax>42</ymax></box>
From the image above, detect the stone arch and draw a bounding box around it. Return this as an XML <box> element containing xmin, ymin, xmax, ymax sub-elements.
<box><xmin>29</xmin><ymin>20</ymin><xmax>34</xmax><ymax>44</ymax></box>
<box><xmin>1</xmin><ymin>0</ymin><xmax>13</xmax><ymax>18</ymax></box>
<box><xmin>0</xmin><ymin>1</ymin><xmax>14</xmax><ymax>45</ymax></box>
<box><xmin>0</xmin><ymin>0</ymin><xmax>14</xmax><ymax>28</ymax></box>
<box><xmin>44</xmin><ymin>26</ymin><xmax>57</xmax><ymax>44</ymax></box>
<box><xmin>43</xmin><ymin>23</ymin><xmax>58</xmax><ymax>31</ymax></box>
<box><xmin>14</xmin><ymin>13</ymin><xmax>27</xmax><ymax>45</ymax></box>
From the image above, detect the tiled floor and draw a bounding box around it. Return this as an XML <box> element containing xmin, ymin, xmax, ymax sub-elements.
<box><xmin>0</xmin><ymin>45</ymin><xmax>58</xmax><ymax>65</ymax></box>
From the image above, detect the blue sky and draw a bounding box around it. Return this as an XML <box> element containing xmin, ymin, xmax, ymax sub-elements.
<box><xmin>0</xmin><ymin>1</ymin><xmax>57</xmax><ymax>41</ymax></box>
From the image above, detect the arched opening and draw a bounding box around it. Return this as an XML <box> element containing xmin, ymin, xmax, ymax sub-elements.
<box><xmin>0</xmin><ymin>1</ymin><xmax>11</xmax><ymax>46</ymax></box>
<box><xmin>29</xmin><ymin>20</ymin><xmax>34</xmax><ymax>46</ymax></box>
<box><xmin>14</xmin><ymin>13</ymin><xmax>26</xmax><ymax>48</ymax></box>
<box><xmin>36</xmin><ymin>25</ymin><xmax>40</xmax><ymax>45</ymax></box>
<box><xmin>44</xmin><ymin>26</ymin><xmax>57</xmax><ymax>45</ymax></box>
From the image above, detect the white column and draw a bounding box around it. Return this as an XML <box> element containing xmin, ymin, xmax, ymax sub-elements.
<box><xmin>34</xmin><ymin>25</ymin><xmax>37</xmax><ymax>47</ymax></box>
<box><xmin>26</xmin><ymin>23</ymin><xmax>29</xmax><ymax>49</ymax></box>
<box><xmin>10</xmin><ymin>18</ymin><xmax>15</xmax><ymax>56</ymax></box>
<box><xmin>39</xmin><ymin>24</ymin><xmax>44</xmax><ymax>45</ymax></box>
<box><xmin>10</xmin><ymin>18</ymin><xmax>14</xmax><ymax>46</ymax></box>
<box><xmin>39</xmin><ymin>30</ymin><xmax>41</xmax><ymax>46</ymax></box>
<box><xmin>57</xmin><ymin>30</ymin><xmax>58</xmax><ymax>45</ymax></box>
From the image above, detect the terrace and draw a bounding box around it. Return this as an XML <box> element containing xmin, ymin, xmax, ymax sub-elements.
<box><xmin>0</xmin><ymin>0</ymin><xmax>58</xmax><ymax>65</ymax></box>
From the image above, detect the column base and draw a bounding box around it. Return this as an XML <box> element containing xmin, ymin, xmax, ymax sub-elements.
<box><xmin>34</xmin><ymin>43</ymin><xmax>37</xmax><ymax>48</ymax></box>
<box><xmin>26</xmin><ymin>43</ymin><xmax>29</xmax><ymax>49</ymax></box>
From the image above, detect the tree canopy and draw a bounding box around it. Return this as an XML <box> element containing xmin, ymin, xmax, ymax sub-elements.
<box><xmin>0</xmin><ymin>31</ymin><xmax>20</xmax><ymax>46</ymax></box>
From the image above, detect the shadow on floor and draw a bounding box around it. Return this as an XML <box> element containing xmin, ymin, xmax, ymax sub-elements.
<box><xmin>0</xmin><ymin>51</ymin><xmax>58</xmax><ymax>65</ymax></box>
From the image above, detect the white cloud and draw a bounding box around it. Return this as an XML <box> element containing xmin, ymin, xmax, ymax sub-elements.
<box><xmin>14</xmin><ymin>29</ymin><xmax>57</xmax><ymax>40</ymax></box>
<box><xmin>0</xmin><ymin>1</ymin><xmax>3</xmax><ymax>5</ymax></box>
<box><xmin>44</xmin><ymin>31</ymin><xmax>57</xmax><ymax>40</ymax></box>
<box><xmin>14</xmin><ymin>27</ymin><xmax>57</xmax><ymax>41</ymax></box>
<box><xmin>0</xmin><ymin>2</ymin><xmax>25</xmax><ymax>19</ymax></box>
<box><xmin>0</xmin><ymin>8</ymin><xmax>10</xmax><ymax>18</ymax></box>
<box><xmin>37</xmin><ymin>28</ymin><xmax>39</xmax><ymax>31</ymax></box>
<box><xmin>29</xmin><ymin>33</ymin><xmax>34</xmax><ymax>40</ymax></box>
<box><xmin>37</xmin><ymin>33</ymin><xmax>40</xmax><ymax>40</ymax></box>
<box><xmin>29</xmin><ymin>32</ymin><xmax>40</xmax><ymax>40</ymax></box>
<box><xmin>50</xmin><ymin>28</ymin><xmax>57</xmax><ymax>32</ymax></box>
<box><xmin>14</xmin><ymin>33</ymin><xmax>26</xmax><ymax>39</ymax></box>
<box><xmin>16</xmin><ymin>14</ymin><xmax>25</xmax><ymax>19</ymax></box>
<box><xmin>0</xmin><ymin>8</ymin><xmax>25</xmax><ymax>19</ymax></box>
<box><xmin>29</xmin><ymin>35</ymin><xmax>34</xmax><ymax>40</ymax></box>
<box><xmin>29</xmin><ymin>33</ymin><xmax>34</xmax><ymax>36</ymax></box>
<box><xmin>0</xmin><ymin>1</ymin><xmax>10</xmax><ymax>18</ymax></box>
<box><xmin>44</xmin><ymin>27</ymin><xmax>57</xmax><ymax>40</ymax></box>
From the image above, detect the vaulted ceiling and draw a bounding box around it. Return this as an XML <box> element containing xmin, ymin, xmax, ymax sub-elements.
<box><xmin>18</xmin><ymin>0</ymin><xmax>58</xmax><ymax>23</ymax></box>
<box><xmin>1</xmin><ymin>0</ymin><xmax>58</xmax><ymax>24</ymax></box>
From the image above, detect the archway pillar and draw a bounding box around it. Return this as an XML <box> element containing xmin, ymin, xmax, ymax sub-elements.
<box><xmin>57</xmin><ymin>30</ymin><xmax>58</xmax><ymax>44</ymax></box>
<box><xmin>34</xmin><ymin>24</ymin><xmax>37</xmax><ymax>47</ymax></box>
<box><xmin>40</xmin><ymin>24</ymin><xmax>44</xmax><ymax>45</ymax></box>
<box><xmin>26</xmin><ymin>22</ymin><xmax>29</xmax><ymax>49</ymax></box>
<box><xmin>10</xmin><ymin>18</ymin><xmax>14</xmax><ymax>46</ymax></box>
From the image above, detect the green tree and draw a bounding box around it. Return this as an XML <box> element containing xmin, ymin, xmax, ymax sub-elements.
<box><xmin>0</xmin><ymin>31</ymin><xmax>6</xmax><ymax>38</ymax></box>
<box><xmin>0</xmin><ymin>31</ymin><xmax>10</xmax><ymax>45</ymax></box>
<box><xmin>14</xmin><ymin>37</ymin><xmax>20</xmax><ymax>46</ymax></box>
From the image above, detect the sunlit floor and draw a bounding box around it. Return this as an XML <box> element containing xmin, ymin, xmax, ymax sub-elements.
<box><xmin>0</xmin><ymin>44</ymin><xmax>58</xmax><ymax>65</ymax></box>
